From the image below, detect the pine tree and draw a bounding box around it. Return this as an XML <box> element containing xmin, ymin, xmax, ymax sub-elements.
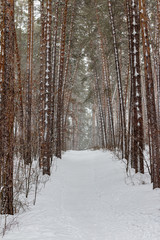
<box><xmin>1</xmin><ymin>0</ymin><xmax>14</xmax><ymax>215</ymax></box>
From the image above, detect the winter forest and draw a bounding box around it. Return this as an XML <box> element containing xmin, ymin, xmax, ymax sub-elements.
<box><xmin>0</xmin><ymin>0</ymin><xmax>160</xmax><ymax>239</ymax></box>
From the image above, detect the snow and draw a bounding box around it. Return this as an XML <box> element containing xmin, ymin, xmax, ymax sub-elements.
<box><xmin>3</xmin><ymin>150</ymin><xmax>160</xmax><ymax>240</ymax></box>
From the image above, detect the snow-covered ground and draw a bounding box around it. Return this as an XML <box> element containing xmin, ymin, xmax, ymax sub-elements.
<box><xmin>3</xmin><ymin>150</ymin><xmax>160</xmax><ymax>240</ymax></box>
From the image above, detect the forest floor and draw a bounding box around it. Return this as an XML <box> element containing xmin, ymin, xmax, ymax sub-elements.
<box><xmin>3</xmin><ymin>150</ymin><xmax>160</xmax><ymax>240</ymax></box>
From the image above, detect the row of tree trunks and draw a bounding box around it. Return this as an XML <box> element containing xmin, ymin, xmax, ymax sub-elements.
<box><xmin>63</xmin><ymin>60</ymin><xmax>79</xmax><ymax>151</ymax></box>
<box><xmin>95</xmin><ymin>4</ymin><xmax>115</xmax><ymax>150</ymax></box>
<box><xmin>61</xmin><ymin>0</ymin><xmax>76</xmax><ymax>151</ymax></box>
<box><xmin>95</xmin><ymin>70</ymin><xmax>107</xmax><ymax>148</ymax></box>
<box><xmin>108</xmin><ymin>0</ymin><xmax>128</xmax><ymax>160</ymax></box>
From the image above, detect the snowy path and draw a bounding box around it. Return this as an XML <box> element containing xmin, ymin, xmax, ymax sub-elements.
<box><xmin>3</xmin><ymin>150</ymin><xmax>160</xmax><ymax>240</ymax></box>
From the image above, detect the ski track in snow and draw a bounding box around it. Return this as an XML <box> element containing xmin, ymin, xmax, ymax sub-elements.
<box><xmin>3</xmin><ymin>150</ymin><xmax>160</xmax><ymax>240</ymax></box>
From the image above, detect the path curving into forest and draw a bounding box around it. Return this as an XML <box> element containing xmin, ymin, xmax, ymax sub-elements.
<box><xmin>4</xmin><ymin>150</ymin><xmax>160</xmax><ymax>240</ymax></box>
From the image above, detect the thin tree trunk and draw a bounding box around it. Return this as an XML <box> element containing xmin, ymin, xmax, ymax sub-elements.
<box><xmin>43</xmin><ymin>0</ymin><xmax>52</xmax><ymax>175</ymax></box>
<box><xmin>39</xmin><ymin>0</ymin><xmax>45</xmax><ymax>168</ymax></box>
<box><xmin>26</xmin><ymin>0</ymin><xmax>34</xmax><ymax>165</ymax></box>
<box><xmin>50</xmin><ymin>0</ymin><xmax>60</xmax><ymax>157</ymax></box>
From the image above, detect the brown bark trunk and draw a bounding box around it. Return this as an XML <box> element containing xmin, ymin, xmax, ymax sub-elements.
<box><xmin>56</xmin><ymin>0</ymin><xmax>69</xmax><ymax>159</ymax></box>
<box><xmin>139</xmin><ymin>0</ymin><xmax>160</xmax><ymax>188</ymax></box>
<box><xmin>130</xmin><ymin>0</ymin><xmax>144</xmax><ymax>173</ymax></box>
<box><xmin>25</xmin><ymin>0</ymin><xmax>34</xmax><ymax>165</ymax></box>
<box><xmin>43</xmin><ymin>0</ymin><xmax>52</xmax><ymax>175</ymax></box>
<box><xmin>1</xmin><ymin>0</ymin><xmax>14</xmax><ymax>215</ymax></box>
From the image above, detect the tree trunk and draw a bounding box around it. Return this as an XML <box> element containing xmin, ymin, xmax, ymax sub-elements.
<box><xmin>56</xmin><ymin>0</ymin><xmax>69</xmax><ymax>159</ymax></box>
<box><xmin>1</xmin><ymin>0</ymin><xmax>14</xmax><ymax>215</ymax></box>
<box><xmin>25</xmin><ymin>0</ymin><xmax>34</xmax><ymax>165</ymax></box>
<box><xmin>139</xmin><ymin>0</ymin><xmax>160</xmax><ymax>188</ymax></box>
<box><xmin>130</xmin><ymin>0</ymin><xmax>144</xmax><ymax>173</ymax></box>
<box><xmin>43</xmin><ymin>0</ymin><xmax>52</xmax><ymax>175</ymax></box>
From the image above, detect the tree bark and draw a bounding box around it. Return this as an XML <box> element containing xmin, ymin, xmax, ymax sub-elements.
<box><xmin>56</xmin><ymin>0</ymin><xmax>69</xmax><ymax>159</ymax></box>
<box><xmin>1</xmin><ymin>0</ymin><xmax>14</xmax><ymax>215</ymax></box>
<box><xmin>130</xmin><ymin>0</ymin><xmax>144</xmax><ymax>173</ymax></box>
<box><xmin>139</xmin><ymin>0</ymin><xmax>160</xmax><ymax>188</ymax></box>
<box><xmin>25</xmin><ymin>0</ymin><xmax>34</xmax><ymax>165</ymax></box>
